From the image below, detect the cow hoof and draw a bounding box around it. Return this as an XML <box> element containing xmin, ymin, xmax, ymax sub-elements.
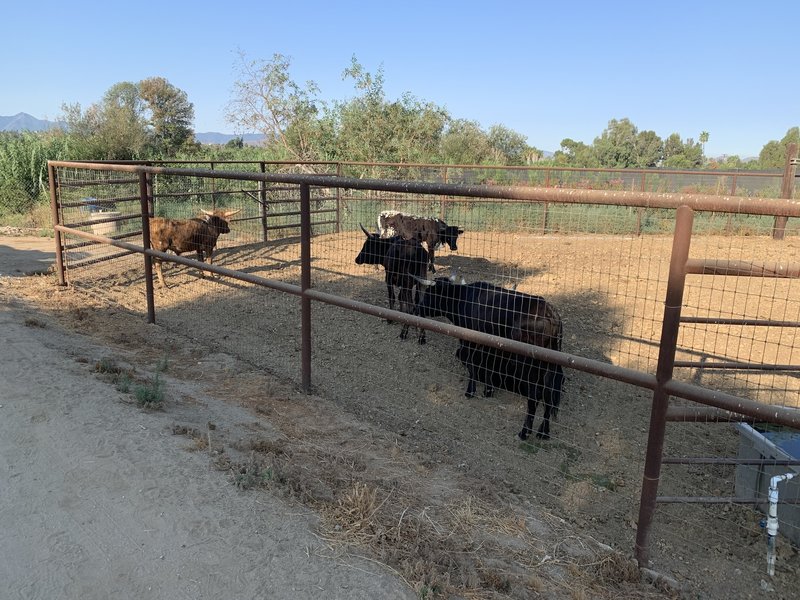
<box><xmin>482</xmin><ymin>389</ymin><xmax>494</xmax><ymax>398</ymax></box>
<box><xmin>535</xmin><ymin>431</ymin><xmax>551</xmax><ymax>440</ymax></box>
<box><xmin>517</xmin><ymin>430</ymin><xmax>530</xmax><ymax>441</ymax></box>
<box><xmin>417</xmin><ymin>337</ymin><xmax>427</xmax><ymax>345</ymax></box>
<box><xmin>464</xmin><ymin>392</ymin><xmax>475</xmax><ymax>399</ymax></box>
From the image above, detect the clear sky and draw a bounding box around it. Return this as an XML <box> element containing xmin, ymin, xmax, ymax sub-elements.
<box><xmin>2</xmin><ymin>1</ymin><xmax>797</xmax><ymax>158</ymax></box>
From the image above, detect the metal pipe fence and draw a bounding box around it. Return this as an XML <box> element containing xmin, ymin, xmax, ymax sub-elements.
<box><xmin>48</xmin><ymin>160</ymin><xmax>800</xmax><ymax>595</ymax></box>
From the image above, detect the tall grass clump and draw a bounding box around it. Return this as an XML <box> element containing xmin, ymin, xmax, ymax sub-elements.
<box><xmin>0</xmin><ymin>130</ymin><xmax>72</xmax><ymax>227</ymax></box>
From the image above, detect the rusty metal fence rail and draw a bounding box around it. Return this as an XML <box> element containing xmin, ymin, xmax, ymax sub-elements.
<box><xmin>48</xmin><ymin>160</ymin><xmax>800</xmax><ymax>591</ymax></box>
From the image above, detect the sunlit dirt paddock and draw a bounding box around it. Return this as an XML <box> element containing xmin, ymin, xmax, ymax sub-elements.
<box><xmin>41</xmin><ymin>227</ymin><xmax>800</xmax><ymax>599</ymax></box>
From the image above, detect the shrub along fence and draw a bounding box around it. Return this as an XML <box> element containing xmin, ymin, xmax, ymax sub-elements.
<box><xmin>48</xmin><ymin>159</ymin><xmax>800</xmax><ymax>592</ymax></box>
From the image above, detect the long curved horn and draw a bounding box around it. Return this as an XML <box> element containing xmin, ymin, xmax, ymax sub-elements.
<box><xmin>411</xmin><ymin>274</ymin><xmax>436</xmax><ymax>287</ymax></box>
<box><xmin>223</xmin><ymin>209</ymin><xmax>242</xmax><ymax>218</ymax></box>
<box><xmin>200</xmin><ymin>209</ymin><xmax>213</xmax><ymax>216</ymax></box>
<box><xmin>359</xmin><ymin>223</ymin><xmax>370</xmax><ymax>236</ymax></box>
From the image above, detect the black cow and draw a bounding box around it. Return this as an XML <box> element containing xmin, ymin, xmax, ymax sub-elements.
<box><xmin>354</xmin><ymin>224</ymin><xmax>431</xmax><ymax>329</ymax></box>
<box><xmin>405</xmin><ymin>276</ymin><xmax>565</xmax><ymax>440</ymax></box>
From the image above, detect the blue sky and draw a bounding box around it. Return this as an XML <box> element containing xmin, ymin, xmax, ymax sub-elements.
<box><xmin>3</xmin><ymin>1</ymin><xmax>797</xmax><ymax>158</ymax></box>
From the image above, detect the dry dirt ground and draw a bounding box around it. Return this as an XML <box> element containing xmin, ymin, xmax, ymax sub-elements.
<box><xmin>0</xmin><ymin>235</ymin><xmax>415</xmax><ymax>599</ymax></box>
<box><xmin>2</xmin><ymin>228</ymin><xmax>800</xmax><ymax>599</ymax></box>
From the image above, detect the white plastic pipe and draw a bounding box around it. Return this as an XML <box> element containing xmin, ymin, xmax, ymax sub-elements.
<box><xmin>767</xmin><ymin>472</ymin><xmax>797</xmax><ymax>576</ymax></box>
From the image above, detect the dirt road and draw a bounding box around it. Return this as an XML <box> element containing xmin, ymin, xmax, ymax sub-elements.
<box><xmin>0</xmin><ymin>233</ymin><xmax>56</xmax><ymax>276</ymax></box>
<box><xmin>0</xmin><ymin>236</ymin><xmax>413</xmax><ymax>599</ymax></box>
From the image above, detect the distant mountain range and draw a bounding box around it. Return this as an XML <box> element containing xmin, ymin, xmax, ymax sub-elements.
<box><xmin>0</xmin><ymin>112</ymin><xmax>65</xmax><ymax>132</ymax></box>
<box><xmin>0</xmin><ymin>112</ymin><xmax>263</xmax><ymax>145</ymax></box>
<box><xmin>193</xmin><ymin>132</ymin><xmax>266</xmax><ymax>145</ymax></box>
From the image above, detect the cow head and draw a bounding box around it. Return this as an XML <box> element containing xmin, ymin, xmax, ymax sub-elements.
<box><xmin>200</xmin><ymin>208</ymin><xmax>241</xmax><ymax>235</ymax></box>
<box><xmin>410</xmin><ymin>275</ymin><xmax>457</xmax><ymax>320</ymax></box>
<box><xmin>355</xmin><ymin>223</ymin><xmax>387</xmax><ymax>265</ymax></box>
<box><xmin>438</xmin><ymin>223</ymin><xmax>465</xmax><ymax>251</ymax></box>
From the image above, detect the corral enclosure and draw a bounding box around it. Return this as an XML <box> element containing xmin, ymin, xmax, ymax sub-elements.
<box><xmin>50</xmin><ymin>160</ymin><xmax>800</xmax><ymax>598</ymax></box>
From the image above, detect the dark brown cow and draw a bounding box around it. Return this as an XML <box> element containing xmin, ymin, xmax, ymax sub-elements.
<box><xmin>149</xmin><ymin>209</ymin><xmax>240</xmax><ymax>287</ymax></box>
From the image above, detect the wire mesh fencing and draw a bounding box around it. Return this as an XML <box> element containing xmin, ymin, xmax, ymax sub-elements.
<box><xmin>49</xmin><ymin>161</ymin><xmax>800</xmax><ymax>597</ymax></box>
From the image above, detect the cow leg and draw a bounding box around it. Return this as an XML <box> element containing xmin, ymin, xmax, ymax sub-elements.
<box><xmin>457</xmin><ymin>343</ymin><xmax>478</xmax><ymax>398</ymax></box>
<box><xmin>465</xmin><ymin>374</ymin><xmax>477</xmax><ymax>398</ymax></box>
<box><xmin>516</xmin><ymin>359</ymin><xmax>541</xmax><ymax>441</ymax></box>
<box><xmin>154</xmin><ymin>259</ymin><xmax>168</xmax><ymax>288</ymax></box>
<box><xmin>518</xmin><ymin>395</ymin><xmax>537</xmax><ymax>441</ymax></box>
<box><xmin>385</xmin><ymin>276</ymin><xmax>395</xmax><ymax>323</ymax></box>
<box><xmin>535</xmin><ymin>373</ymin><xmax>551</xmax><ymax>439</ymax></box>
<box><xmin>536</xmin><ymin>365</ymin><xmax>565</xmax><ymax>440</ymax></box>
<box><xmin>195</xmin><ymin>250</ymin><xmax>207</xmax><ymax>279</ymax></box>
<box><xmin>536</xmin><ymin>406</ymin><xmax>551</xmax><ymax>440</ymax></box>
<box><xmin>482</xmin><ymin>346</ymin><xmax>498</xmax><ymax>397</ymax></box>
<box><xmin>414</xmin><ymin>284</ymin><xmax>428</xmax><ymax>344</ymax></box>
<box><xmin>398</xmin><ymin>288</ymin><xmax>412</xmax><ymax>339</ymax></box>
<box><xmin>428</xmin><ymin>246</ymin><xmax>436</xmax><ymax>272</ymax></box>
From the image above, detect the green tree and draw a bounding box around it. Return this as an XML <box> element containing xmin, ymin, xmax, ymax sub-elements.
<box><xmin>334</xmin><ymin>57</ymin><xmax>448</xmax><ymax>164</ymax></box>
<box><xmin>662</xmin><ymin>133</ymin><xmax>684</xmax><ymax>163</ymax></box>
<box><xmin>699</xmin><ymin>131</ymin><xmax>709</xmax><ymax>156</ymax></box>
<box><xmin>662</xmin><ymin>134</ymin><xmax>703</xmax><ymax>168</ymax></box>
<box><xmin>758</xmin><ymin>127</ymin><xmax>800</xmax><ymax>168</ymax></box>
<box><xmin>593</xmin><ymin>118</ymin><xmax>639</xmax><ymax>168</ymax></box>
<box><xmin>553</xmin><ymin>138</ymin><xmax>597</xmax><ymax>167</ymax></box>
<box><xmin>226</xmin><ymin>51</ymin><xmax>323</xmax><ymax>165</ymax></box>
<box><xmin>487</xmin><ymin>124</ymin><xmax>529</xmax><ymax>165</ymax></box>
<box><xmin>439</xmin><ymin>119</ymin><xmax>492</xmax><ymax>165</ymax></box>
<box><xmin>225</xmin><ymin>136</ymin><xmax>244</xmax><ymax>149</ymax></box>
<box><xmin>139</xmin><ymin>76</ymin><xmax>195</xmax><ymax>155</ymax></box>
<box><xmin>634</xmin><ymin>130</ymin><xmax>663</xmax><ymax>168</ymax></box>
<box><xmin>62</xmin><ymin>82</ymin><xmax>149</xmax><ymax>160</ymax></box>
<box><xmin>61</xmin><ymin>78</ymin><xmax>193</xmax><ymax>160</ymax></box>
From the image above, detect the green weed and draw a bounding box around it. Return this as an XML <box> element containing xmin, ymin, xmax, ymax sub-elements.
<box><xmin>115</xmin><ymin>373</ymin><xmax>132</xmax><ymax>394</ymax></box>
<box><xmin>134</xmin><ymin>374</ymin><xmax>165</xmax><ymax>409</ymax></box>
<box><xmin>233</xmin><ymin>460</ymin><xmax>273</xmax><ymax>490</ymax></box>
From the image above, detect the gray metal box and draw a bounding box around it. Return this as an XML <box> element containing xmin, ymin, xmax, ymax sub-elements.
<box><xmin>735</xmin><ymin>423</ymin><xmax>800</xmax><ymax>546</ymax></box>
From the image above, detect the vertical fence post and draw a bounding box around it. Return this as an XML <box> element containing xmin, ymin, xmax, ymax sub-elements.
<box><xmin>210</xmin><ymin>161</ymin><xmax>217</xmax><ymax>211</ymax></box>
<box><xmin>300</xmin><ymin>183</ymin><xmax>312</xmax><ymax>392</ymax></box>
<box><xmin>335</xmin><ymin>162</ymin><xmax>342</xmax><ymax>234</ymax></box>
<box><xmin>139</xmin><ymin>171</ymin><xmax>156</xmax><ymax>324</ymax></box>
<box><xmin>772</xmin><ymin>143</ymin><xmax>798</xmax><ymax>240</ymax></box>
<box><xmin>635</xmin><ymin>205</ymin><xmax>694</xmax><ymax>567</ymax></box>
<box><xmin>260</xmin><ymin>162</ymin><xmax>269</xmax><ymax>242</ymax></box>
<box><xmin>540</xmin><ymin>202</ymin><xmax>549</xmax><ymax>235</ymax></box>
<box><xmin>48</xmin><ymin>163</ymin><xmax>67</xmax><ymax>286</ymax></box>
<box><xmin>440</xmin><ymin>166</ymin><xmax>448</xmax><ymax>221</ymax></box>
<box><xmin>636</xmin><ymin>171</ymin><xmax>647</xmax><ymax>236</ymax></box>
<box><xmin>146</xmin><ymin>169</ymin><xmax>154</xmax><ymax>217</ymax></box>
